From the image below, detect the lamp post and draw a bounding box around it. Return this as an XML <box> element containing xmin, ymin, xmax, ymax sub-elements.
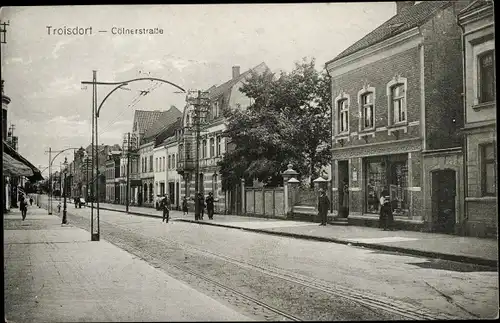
<box><xmin>81</xmin><ymin>73</ymin><xmax>186</xmax><ymax>241</ymax></box>
<box><xmin>62</xmin><ymin>157</ymin><xmax>68</xmax><ymax>224</ymax></box>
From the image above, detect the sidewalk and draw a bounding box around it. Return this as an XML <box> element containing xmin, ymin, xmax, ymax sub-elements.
<box><xmin>3</xmin><ymin>207</ymin><xmax>250</xmax><ymax>322</ymax></box>
<box><xmin>93</xmin><ymin>200</ymin><xmax>498</xmax><ymax>268</ymax></box>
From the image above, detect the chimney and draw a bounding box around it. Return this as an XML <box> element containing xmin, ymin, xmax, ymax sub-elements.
<box><xmin>232</xmin><ymin>66</ymin><xmax>240</xmax><ymax>79</ymax></box>
<box><xmin>396</xmin><ymin>1</ymin><xmax>415</xmax><ymax>14</ymax></box>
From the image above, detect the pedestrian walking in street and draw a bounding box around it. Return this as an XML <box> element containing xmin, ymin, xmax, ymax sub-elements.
<box><xmin>29</xmin><ymin>196</ymin><xmax>33</xmax><ymax>206</ymax></box>
<box><xmin>198</xmin><ymin>193</ymin><xmax>206</xmax><ymax>220</ymax></box>
<box><xmin>162</xmin><ymin>196</ymin><xmax>171</xmax><ymax>223</ymax></box>
<box><xmin>57</xmin><ymin>202</ymin><xmax>61</xmax><ymax>213</ymax></box>
<box><xmin>318</xmin><ymin>188</ymin><xmax>330</xmax><ymax>226</ymax></box>
<box><xmin>20</xmin><ymin>196</ymin><xmax>28</xmax><ymax>221</ymax></box>
<box><xmin>206</xmin><ymin>192</ymin><xmax>215</xmax><ymax>220</ymax></box>
<box><xmin>379</xmin><ymin>189</ymin><xmax>393</xmax><ymax>231</ymax></box>
<box><xmin>182</xmin><ymin>196</ymin><xmax>189</xmax><ymax>215</ymax></box>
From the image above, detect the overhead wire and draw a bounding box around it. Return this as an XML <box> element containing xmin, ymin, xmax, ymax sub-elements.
<box><xmin>98</xmin><ymin>79</ymin><xmax>163</xmax><ymax>136</ymax></box>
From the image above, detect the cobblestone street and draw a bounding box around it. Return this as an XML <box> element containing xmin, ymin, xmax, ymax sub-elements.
<box><xmin>14</xmin><ymin>196</ymin><xmax>497</xmax><ymax>321</ymax></box>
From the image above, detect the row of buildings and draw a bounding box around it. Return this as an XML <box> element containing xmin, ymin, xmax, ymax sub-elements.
<box><xmin>2</xmin><ymin>79</ymin><xmax>43</xmax><ymax>211</ymax></box>
<box><xmin>66</xmin><ymin>62</ymin><xmax>269</xmax><ymax>215</ymax></box>
<box><xmin>324</xmin><ymin>0</ymin><xmax>495</xmax><ymax>237</ymax></box>
<box><xmin>65</xmin><ymin>0</ymin><xmax>496</xmax><ymax>237</ymax></box>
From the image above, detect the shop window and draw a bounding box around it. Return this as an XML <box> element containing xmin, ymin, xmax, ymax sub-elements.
<box><xmin>364</xmin><ymin>156</ymin><xmax>409</xmax><ymax>216</ymax></box>
<box><xmin>390</xmin><ymin>161</ymin><xmax>408</xmax><ymax>216</ymax></box>
<box><xmin>365</xmin><ymin>161</ymin><xmax>386</xmax><ymax>214</ymax></box>
<box><xmin>361</xmin><ymin>92</ymin><xmax>374</xmax><ymax>130</ymax></box>
<box><xmin>478</xmin><ymin>50</ymin><xmax>495</xmax><ymax>103</ymax></box>
<box><xmin>482</xmin><ymin>143</ymin><xmax>496</xmax><ymax>196</ymax></box>
<box><xmin>338</xmin><ymin>99</ymin><xmax>349</xmax><ymax>134</ymax></box>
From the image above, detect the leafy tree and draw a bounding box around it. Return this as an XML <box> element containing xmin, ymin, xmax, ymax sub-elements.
<box><xmin>219</xmin><ymin>58</ymin><xmax>331</xmax><ymax>189</ymax></box>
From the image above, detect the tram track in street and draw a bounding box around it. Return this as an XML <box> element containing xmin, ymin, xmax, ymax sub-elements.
<box><xmin>41</xmin><ymin>200</ymin><xmax>467</xmax><ymax>321</ymax></box>
<box><xmin>107</xmin><ymin>218</ymin><xmax>462</xmax><ymax>321</ymax></box>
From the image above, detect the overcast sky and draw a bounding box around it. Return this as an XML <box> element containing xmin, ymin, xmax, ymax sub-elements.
<box><xmin>0</xmin><ymin>3</ymin><xmax>396</xmax><ymax>175</ymax></box>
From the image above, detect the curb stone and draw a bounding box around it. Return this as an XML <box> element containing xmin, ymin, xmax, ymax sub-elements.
<box><xmin>39</xmin><ymin>200</ymin><xmax>498</xmax><ymax>269</ymax></box>
<box><xmin>175</xmin><ymin>219</ymin><xmax>498</xmax><ymax>268</ymax></box>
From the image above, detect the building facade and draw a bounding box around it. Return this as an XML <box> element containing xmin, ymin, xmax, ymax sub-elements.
<box><xmin>325</xmin><ymin>1</ymin><xmax>470</xmax><ymax>234</ymax></box>
<box><xmin>458</xmin><ymin>0</ymin><xmax>497</xmax><ymax>237</ymax></box>
<box><xmin>105</xmin><ymin>150</ymin><xmax>121</xmax><ymax>203</ymax></box>
<box><xmin>177</xmin><ymin>63</ymin><xmax>269</xmax><ymax>214</ymax></box>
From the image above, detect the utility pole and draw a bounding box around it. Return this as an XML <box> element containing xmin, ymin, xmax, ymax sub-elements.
<box><xmin>90</xmin><ymin>70</ymin><xmax>96</xmax><ymax>241</ymax></box>
<box><xmin>187</xmin><ymin>90</ymin><xmax>209</xmax><ymax>221</ymax></box>
<box><xmin>126</xmin><ymin>132</ymin><xmax>130</xmax><ymax>213</ymax></box>
<box><xmin>48</xmin><ymin>147</ymin><xmax>52</xmax><ymax>214</ymax></box>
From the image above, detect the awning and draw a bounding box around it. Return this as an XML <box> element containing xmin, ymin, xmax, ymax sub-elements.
<box><xmin>3</xmin><ymin>140</ymin><xmax>43</xmax><ymax>181</ymax></box>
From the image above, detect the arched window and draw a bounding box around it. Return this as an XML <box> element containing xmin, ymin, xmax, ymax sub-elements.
<box><xmin>478</xmin><ymin>50</ymin><xmax>495</xmax><ymax>103</ymax></box>
<box><xmin>386</xmin><ymin>76</ymin><xmax>408</xmax><ymax>126</ymax></box>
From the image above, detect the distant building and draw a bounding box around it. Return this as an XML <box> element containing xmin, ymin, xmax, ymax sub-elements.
<box><xmin>178</xmin><ymin>62</ymin><xmax>269</xmax><ymax>214</ymax></box>
<box><xmin>325</xmin><ymin>1</ymin><xmax>471</xmax><ymax>233</ymax></box>
<box><xmin>458</xmin><ymin>0</ymin><xmax>496</xmax><ymax>237</ymax></box>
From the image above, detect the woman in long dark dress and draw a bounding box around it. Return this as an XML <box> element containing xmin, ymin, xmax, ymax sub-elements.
<box><xmin>379</xmin><ymin>189</ymin><xmax>393</xmax><ymax>230</ymax></box>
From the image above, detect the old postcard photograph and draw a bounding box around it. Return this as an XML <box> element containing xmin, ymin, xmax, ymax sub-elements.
<box><xmin>1</xmin><ymin>2</ymin><xmax>498</xmax><ymax>321</ymax></box>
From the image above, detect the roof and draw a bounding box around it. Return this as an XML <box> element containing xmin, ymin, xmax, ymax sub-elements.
<box><xmin>142</xmin><ymin>106</ymin><xmax>183</xmax><ymax>142</ymax></box>
<box><xmin>3</xmin><ymin>140</ymin><xmax>43</xmax><ymax>181</ymax></box>
<box><xmin>207</xmin><ymin>62</ymin><xmax>268</xmax><ymax>99</ymax></box>
<box><xmin>156</xmin><ymin>118</ymin><xmax>182</xmax><ymax>147</ymax></box>
<box><xmin>132</xmin><ymin>110</ymin><xmax>165</xmax><ymax>134</ymax></box>
<box><xmin>458</xmin><ymin>0</ymin><xmax>492</xmax><ymax>17</ymax></box>
<box><xmin>327</xmin><ymin>1</ymin><xmax>451</xmax><ymax>64</ymax></box>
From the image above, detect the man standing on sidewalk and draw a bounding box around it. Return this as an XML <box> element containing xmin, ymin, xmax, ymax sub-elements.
<box><xmin>162</xmin><ymin>196</ymin><xmax>171</xmax><ymax>223</ymax></box>
<box><xmin>206</xmin><ymin>192</ymin><xmax>215</xmax><ymax>220</ymax></box>
<box><xmin>318</xmin><ymin>189</ymin><xmax>330</xmax><ymax>226</ymax></box>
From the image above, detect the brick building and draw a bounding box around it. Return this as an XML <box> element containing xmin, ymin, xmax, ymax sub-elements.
<box><xmin>325</xmin><ymin>1</ymin><xmax>471</xmax><ymax>233</ymax></box>
<box><xmin>458</xmin><ymin>0</ymin><xmax>497</xmax><ymax>237</ymax></box>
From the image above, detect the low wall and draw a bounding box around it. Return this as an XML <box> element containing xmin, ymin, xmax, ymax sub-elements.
<box><xmin>244</xmin><ymin>187</ymin><xmax>285</xmax><ymax>218</ymax></box>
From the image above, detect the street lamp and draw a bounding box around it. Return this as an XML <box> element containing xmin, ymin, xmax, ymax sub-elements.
<box><xmin>62</xmin><ymin>157</ymin><xmax>68</xmax><ymax>224</ymax></box>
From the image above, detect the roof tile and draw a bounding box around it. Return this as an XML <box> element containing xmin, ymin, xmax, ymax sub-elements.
<box><xmin>329</xmin><ymin>1</ymin><xmax>451</xmax><ymax>63</ymax></box>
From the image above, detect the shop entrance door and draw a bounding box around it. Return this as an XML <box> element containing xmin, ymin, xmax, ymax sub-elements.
<box><xmin>338</xmin><ymin>160</ymin><xmax>349</xmax><ymax>217</ymax></box>
<box><xmin>432</xmin><ymin>170</ymin><xmax>456</xmax><ymax>234</ymax></box>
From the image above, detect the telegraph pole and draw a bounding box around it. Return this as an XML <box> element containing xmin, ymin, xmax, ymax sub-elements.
<box><xmin>48</xmin><ymin>147</ymin><xmax>52</xmax><ymax>214</ymax></box>
<box><xmin>187</xmin><ymin>90</ymin><xmax>209</xmax><ymax>221</ymax></box>
<box><xmin>126</xmin><ymin>132</ymin><xmax>130</xmax><ymax>213</ymax></box>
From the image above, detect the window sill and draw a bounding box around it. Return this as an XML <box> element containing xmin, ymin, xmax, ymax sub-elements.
<box><xmin>358</xmin><ymin>129</ymin><xmax>375</xmax><ymax>140</ymax></box>
<box><xmin>334</xmin><ymin>134</ymin><xmax>350</xmax><ymax>144</ymax></box>
<box><xmin>465</xmin><ymin>196</ymin><xmax>497</xmax><ymax>202</ymax></box>
<box><xmin>387</xmin><ymin>123</ymin><xmax>408</xmax><ymax>136</ymax></box>
<box><xmin>472</xmin><ymin>101</ymin><xmax>496</xmax><ymax>111</ymax></box>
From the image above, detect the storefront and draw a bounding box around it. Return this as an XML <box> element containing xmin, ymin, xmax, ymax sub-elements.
<box><xmin>364</xmin><ymin>154</ymin><xmax>409</xmax><ymax>217</ymax></box>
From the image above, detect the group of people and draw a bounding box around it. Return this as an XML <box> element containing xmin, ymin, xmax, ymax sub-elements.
<box><xmin>317</xmin><ymin>186</ymin><xmax>394</xmax><ymax>230</ymax></box>
<box><xmin>19</xmin><ymin>195</ymin><xmax>34</xmax><ymax>221</ymax></box>
<box><xmin>73</xmin><ymin>197</ymin><xmax>84</xmax><ymax>208</ymax></box>
<box><xmin>179</xmin><ymin>192</ymin><xmax>215</xmax><ymax>221</ymax></box>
